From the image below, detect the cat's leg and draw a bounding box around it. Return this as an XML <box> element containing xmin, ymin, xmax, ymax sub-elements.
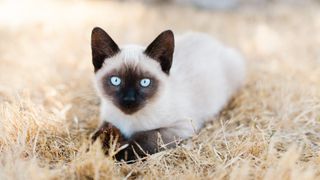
<box><xmin>115</xmin><ymin>128</ymin><xmax>181</xmax><ymax>162</ymax></box>
<box><xmin>91</xmin><ymin>121</ymin><xmax>122</xmax><ymax>144</ymax></box>
<box><xmin>91</xmin><ymin>121</ymin><xmax>109</xmax><ymax>143</ymax></box>
<box><xmin>91</xmin><ymin>123</ymin><xmax>182</xmax><ymax>162</ymax></box>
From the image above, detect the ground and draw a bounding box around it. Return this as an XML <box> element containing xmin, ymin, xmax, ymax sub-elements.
<box><xmin>0</xmin><ymin>1</ymin><xmax>320</xmax><ymax>179</ymax></box>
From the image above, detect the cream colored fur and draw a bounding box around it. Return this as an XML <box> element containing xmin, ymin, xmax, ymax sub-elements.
<box><xmin>94</xmin><ymin>32</ymin><xmax>245</xmax><ymax>139</ymax></box>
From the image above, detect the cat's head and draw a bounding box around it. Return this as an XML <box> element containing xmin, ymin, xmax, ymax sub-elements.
<box><xmin>91</xmin><ymin>27</ymin><xmax>174</xmax><ymax>114</ymax></box>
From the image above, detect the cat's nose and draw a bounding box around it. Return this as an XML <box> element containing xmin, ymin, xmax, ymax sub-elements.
<box><xmin>123</xmin><ymin>95</ymin><xmax>136</xmax><ymax>102</ymax></box>
<box><xmin>123</xmin><ymin>89</ymin><xmax>136</xmax><ymax>103</ymax></box>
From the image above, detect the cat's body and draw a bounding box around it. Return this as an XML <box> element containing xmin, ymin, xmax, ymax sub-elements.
<box><xmin>91</xmin><ymin>28</ymin><xmax>245</xmax><ymax>161</ymax></box>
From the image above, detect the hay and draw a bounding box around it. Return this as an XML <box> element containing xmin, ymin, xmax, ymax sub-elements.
<box><xmin>0</xmin><ymin>1</ymin><xmax>320</xmax><ymax>179</ymax></box>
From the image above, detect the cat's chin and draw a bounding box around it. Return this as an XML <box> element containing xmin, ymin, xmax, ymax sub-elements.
<box><xmin>117</xmin><ymin>104</ymin><xmax>144</xmax><ymax>115</ymax></box>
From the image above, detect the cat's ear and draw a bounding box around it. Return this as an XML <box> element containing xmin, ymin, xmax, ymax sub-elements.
<box><xmin>144</xmin><ymin>30</ymin><xmax>174</xmax><ymax>74</ymax></box>
<box><xmin>91</xmin><ymin>27</ymin><xmax>120</xmax><ymax>72</ymax></box>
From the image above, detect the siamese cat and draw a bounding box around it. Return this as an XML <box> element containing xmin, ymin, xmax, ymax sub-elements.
<box><xmin>91</xmin><ymin>27</ymin><xmax>245</xmax><ymax>161</ymax></box>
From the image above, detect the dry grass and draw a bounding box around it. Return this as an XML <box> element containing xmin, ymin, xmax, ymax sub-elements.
<box><xmin>0</xmin><ymin>1</ymin><xmax>320</xmax><ymax>179</ymax></box>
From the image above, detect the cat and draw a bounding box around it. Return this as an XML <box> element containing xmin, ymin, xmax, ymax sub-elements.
<box><xmin>90</xmin><ymin>27</ymin><xmax>245</xmax><ymax>161</ymax></box>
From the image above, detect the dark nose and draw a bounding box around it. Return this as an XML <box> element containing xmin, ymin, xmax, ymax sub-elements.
<box><xmin>123</xmin><ymin>89</ymin><xmax>136</xmax><ymax>103</ymax></box>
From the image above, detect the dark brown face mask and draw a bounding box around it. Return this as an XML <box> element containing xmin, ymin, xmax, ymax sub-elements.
<box><xmin>102</xmin><ymin>66</ymin><xmax>159</xmax><ymax>114</ymax></box>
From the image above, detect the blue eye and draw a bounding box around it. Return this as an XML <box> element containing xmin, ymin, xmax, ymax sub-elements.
<box><xmin>140</xmin><ymin>78</ymin><xmax>151</xmax><ymax>87</ymax></box>
<box><xmin>110</xmin><ymin>76</ymin><xmax>121</xmax><ymax>86</ymax></box>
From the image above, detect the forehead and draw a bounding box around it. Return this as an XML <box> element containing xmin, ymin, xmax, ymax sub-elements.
<box><xmin>106</xmin><ymin>65</ymin><xmax>153</xmax><ymax>80</ymax></box>
<box><xmin>95</xmin><ymin>47</ymin><xmax>165</xmax><ymax>81</ymax></box>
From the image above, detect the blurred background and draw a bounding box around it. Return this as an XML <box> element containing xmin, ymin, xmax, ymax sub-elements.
<box><xmin>123</xmin><ymin>0</ymin><xmax>318</xmax><ymax>9</ymax></box>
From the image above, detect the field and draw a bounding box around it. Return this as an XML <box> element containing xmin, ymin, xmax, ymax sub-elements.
<box><xmin>0</xmin><ymin>1</ymin><xmax>320</xmax><ymax>179</ymax></box>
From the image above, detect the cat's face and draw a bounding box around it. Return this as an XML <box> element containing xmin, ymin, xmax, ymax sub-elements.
<box><xmin>99</xmin><ymin>64</ymin><xmax>159</xmax><ymax>114</ymax></box>
<box><xmin>91</xmin><ymin>27</ymin><xmax>174</xmax><ymax>114</ymax></box>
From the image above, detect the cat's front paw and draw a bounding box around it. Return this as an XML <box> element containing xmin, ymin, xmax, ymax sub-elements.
<box><xmin>91</xmin><ymin>122</ymin><xmax>123</xmax><ymax>147</ymax></box>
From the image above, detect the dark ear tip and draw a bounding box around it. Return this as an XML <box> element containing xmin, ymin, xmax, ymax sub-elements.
<box><xmin>162</xmin><ymin>30</ymin><xmax>174</xmax><ymax>37</ymax></box>
<box><xmin>92</xmin><ymin>27</ymin><xmax>105</xmax><ymax>36</ymax></box>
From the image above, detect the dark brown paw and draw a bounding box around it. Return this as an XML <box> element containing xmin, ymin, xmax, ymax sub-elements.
<box><xmin>114</xmin><ymin>142</ymin><xmax>149</xmax><ymax>163</ymax></box>
<box><xmin>114</xmin><ymin>130</ymin><xmax>163</xmax><ymax>162</ymax></box>
<box><xmin>91</xmin><ymin>122</ymin><xmax>123</xmax><ymax>148</ymax></box>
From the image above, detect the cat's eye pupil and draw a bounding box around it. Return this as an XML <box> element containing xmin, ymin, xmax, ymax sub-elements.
<box><xmin>140</xmin><ymin>78</ymin><xmax>151</xmax><ymax>87</ymax></box>
<box><xmin>110</xmin><ymin>76</ymin><xmax>121</xmax><ymax>86</ymax></box>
